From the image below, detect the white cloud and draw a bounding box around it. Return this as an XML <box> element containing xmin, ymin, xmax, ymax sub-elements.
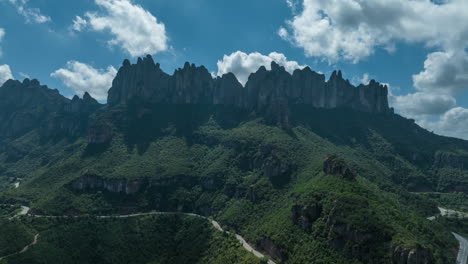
<box><xmin>0</xmin><ymin>64</ymin><xmax>14</xmax><ymax>86</ymax></box>
<box><xmin>81</xmin><ymin>0</ymin><xmax>168</xmax><ymax>57</ymax></box>
<box><xmin>217</xmin><ymin>51</ymin><xmax>306</xmax><ymax>85</ymax></box>
<box><xmin>391</xmin><ymin>92</ymin><xmax>456</xmax><ymax>117</ymax></box>
<box><xmin>281</xmin><ymin>0</ymin><xmax>468</xmax><ymax>140</ymax></box>
<box><xmin>359</xmin><ymin>73</ymin><xmax>370</xmax><ymax>85</ymax></box>
<box><xmin>420</xmin><ymin>107</ymin><xmax>468</xmax><ymax>140</ymax></box>
<box><xmin>281</xmin><ymin>0</ymin><xmax>468</xmax><ymax>63</ymax></box>
<box><xmin>72</xmin><ymin>16</ymin><xmax>87</xmax><ymax>32</ymax></box>
<box><xmin>8</xmin><ymin>0</ymin><xmax>51</xmax><ymax>24</ymax></box>
<box><xmin>413</xmin><ymin>50</ymin><xmax>468</xmax><ymax>95</ymax></box>
<box><xmin>51</xmin><ymin>61</ymin><xmax>117</xmax><ymax>101</ymax></box>
<box><xmin>0</xmin><ymin>28</ymin><xmax>4</xmax><ymax>57</ymax></box>
<box><xmin>19</xmin><ymin>72</ymin><xmax>30</xmax><ymax>79</ymax></box>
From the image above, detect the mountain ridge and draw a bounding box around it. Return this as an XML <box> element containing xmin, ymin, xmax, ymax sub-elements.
<box><xmin>108</xmin><ymin>55</ymin><xmax>392</xmax><ymax>127</ymax></box>
<box><xmin>0</xmin><ymin>55</ymin><xmax>466</xmax><ymax>264</ymax></box>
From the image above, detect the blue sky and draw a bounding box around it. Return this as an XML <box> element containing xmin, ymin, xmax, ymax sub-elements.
<box><xmin>0</xmin><ymin>0</ymin><xmax>467</xmax><ymax>139</ymax></box>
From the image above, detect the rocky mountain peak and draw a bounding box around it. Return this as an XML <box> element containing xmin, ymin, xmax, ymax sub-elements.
<box><xmin>270</xmin><ymin>61</ymin><xmax>286</xmax><ymax>72</ymax></box>
<box><xmin>0</xmin><ymin>78</ymin><xmax>101</xmax><ymax>139</ymax></box>
<box><xmin>107</xmin><ymin>56</ymin><xmax>392</xmax><ymax>122</ymax></box>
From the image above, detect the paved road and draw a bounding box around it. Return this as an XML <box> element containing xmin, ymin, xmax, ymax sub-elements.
<box><xmin>428</xmin><ymin>208</ymin><xmax>468</xmax><ymax>264</ymax></box>
<box><xmin>9</xmin><ymin>209</ymin><xmax>276</xmax><ymax>264</ymax></box>
<box><xmin>453</xmin><ymin>233</ymin><xmax>468</xmax><ymax>264</ymax></box>
<box><xmin>439</xmin><ymin>207</ymin><xmax>468</xmax><ymax>219</ymax></box>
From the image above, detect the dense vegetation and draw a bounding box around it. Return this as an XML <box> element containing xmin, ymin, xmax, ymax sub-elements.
<box><xmin>0</xmin><ymin>104</ymin><xmax>467</xmax><ymax>263</ymax></box>
<box><xmin>0</xmin><ymin>215</ymin><xmax>262</xmax><ymax>264</ymax></box>
<box><xmin>420</xmin><ymin>192</ymin><xmax>468</xmax><ymax>212</ymax></box>
<box><xmin>0</xmin><ymin>219</ymin><xmax>35</xmax><ymax>257</ymax></box>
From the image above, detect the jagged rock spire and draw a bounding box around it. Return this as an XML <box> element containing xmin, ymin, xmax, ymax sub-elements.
<box><xmin>107</xmin><ymin>56</ymin><xmax>391</xmax><ymax>119</ymax></box>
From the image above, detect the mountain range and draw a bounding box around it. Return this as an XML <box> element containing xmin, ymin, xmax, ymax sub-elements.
<box><xmin>0</xmin><ymin>55</ymin><xmax>467</xmax><ymax>264</ymax></box>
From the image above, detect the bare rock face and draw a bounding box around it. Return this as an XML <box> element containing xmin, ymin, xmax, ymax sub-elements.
<box><xmin>392</xmin><ymin>245</ymin><xmax>434</xmax><ymax>264</ymax></box>
<box><xmin>291</xmin><ymin>66</ymin><xmax>326</xmax><ymax>107</ymax></box>
<box><xmin>213</xmin><ymin>72</ymin><xmax>245</xmax><ymax>107</ymax></box>
<box><xmin>67</xmin><ymin>92</ymin><xmax>100</xmax><ymax>114</ymax></box>
<box><xmin>0</xmin><ymin>79</ymin><xmax>101</xmax><ymax>139</ymax></box>
<box><xmin>87</xmin><ymin>122</ymin><xmax>113</xmax><ymax>144</ymax></box>
<box><xmin>258</xmin><ymin>237</ymin><xmax>285</xmax><ymax>261</ymax></box>
<box><xmin>434</xmin><ymin>151</ymin><xmax>468</xmax><ymax>169</ymax></box>
<box><xmin>70</xmin><ymin>174</ymin><xmax>145</xmax><ymax>194</ymax></box>
<box><xmin>108</xmin><ymin>55</ymin><xmax>171</xmax><ymax>105</ymax></box>
<box><xmin>106</xmin><ymin>56</ymin><xmax>392</xmax><ymax>126</ymax></box>
<box><xmin>323</xmin><ymin>155</ymin><xmax>356</xmax><ymax>180</ymax></box>
<box><xmin>170</xmin><ymin>62</ymin><xmax>214</xmax><ymax>104</ymax></box>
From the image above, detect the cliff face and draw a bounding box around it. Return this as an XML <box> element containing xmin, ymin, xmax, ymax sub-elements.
<box><xmin>0</xmin><ymin>79</ymin><xmax>101</xmax><ymax>139</ymax></box>
<box><xmin>108</xmin><ymin>56</ymin><xmax>392</xmax><ymax>119</ymax></box>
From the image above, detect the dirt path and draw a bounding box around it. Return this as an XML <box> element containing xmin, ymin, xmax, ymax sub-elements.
<box><xmin>0</xmin><ymin>234</ymin><xmax>39</xmax><ymax>261</ymax></box>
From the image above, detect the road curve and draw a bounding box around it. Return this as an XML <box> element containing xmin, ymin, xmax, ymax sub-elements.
<box><xmin>428</xmin><ymin>208</ymin><xmax>468</xmax><ymax>264</ymax></box>
<box><xmin>453</xmin><ymin>233</ymin><xmax>468</xmax><ymax>264</ymax></box>
<box><xmin>11</xmin><ymin>210</ymin><xmax>276</xmax><ymax>264</ymax></box>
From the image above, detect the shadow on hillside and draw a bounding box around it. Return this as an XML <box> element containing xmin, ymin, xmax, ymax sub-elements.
<box><xmin>122</xmin><ymin>101</ymin><xmax>250</xmax><ymax>154</ymax></box>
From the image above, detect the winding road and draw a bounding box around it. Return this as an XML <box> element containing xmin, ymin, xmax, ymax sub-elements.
<box><xmin>453</xmin><ymin>233</ymin><xmax>468</xmax><ymax>264</ymax></box>
<box><xmin>4</xmin><ymin>205</ymin><xmax>468</xmax><ymax>264</ymax></box>
<box><xmin>4</xmin><ymin>207</ymin><xmax>276</xmax><ymax>264</ymax></box>
<box><xmin>428</xmin><ymin>207</ymin><xmax>468</xmax><ymax>264</ymax></box>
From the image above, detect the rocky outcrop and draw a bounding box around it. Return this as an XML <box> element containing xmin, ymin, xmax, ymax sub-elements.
<box><xmin>107</xmin><ymin>56</ymin><xmax>392</xmax><ymax>125</ymax></box>
<box><xmin>69</xmin><ymin>174</ymin><xmax>146</xmax><ymax>194</ymax></box>
<box><xmin>291</xmin><ymin>203</ymin><xmax>322</xmax><ymax>230</ymax></box>
<box><xmin>67</xmin><ymin>92</ymin><xmax>101</xmax><ymax>114</ymax></box>
<box><xmin>87</xmin><ymin>122</ymin><xmax>113</xmax><ymax>144</ymax></box>
<box><xmin>323</xmin><ymin>155</ymin><xmax>356</xmax><ymax>180</ymax></box>
<box><xmin>0</xmin><ymin>79</ymin><xmax>101</xmax><ymax>140</ymax></box>
<box><xmin>392</xmin><ymin>245</ymin><xmax>434</xmax><ymax>264</ymax></box>
<box><xmin>108</xmin><ymin>56</ymin><xmax>171</xmax><ymax>105</ymax></box>
<box><xmin>434</xmin><ymin>151</ymin><xmax>468</xmax><ymax>169</ymax></box>
<box><xmin>258</xmin><ymin>237</ymin><xmax>285</xmax><ymax>260</ymax></box>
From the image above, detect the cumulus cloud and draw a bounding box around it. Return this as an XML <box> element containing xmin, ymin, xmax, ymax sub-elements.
<box><xmin>217</xmin><ymin>51</ymin><xmax>306</xmax><ymax>85</ymax></box>
<box><xmin>420</xmin><ymin>107</ymin><xmax>468</xmax><ymax>140</ymax></box>
<box><xmin>281</xmin><ymin>0</ymin><xmax>468</xmax><ymax>139</ymax></box>
<box><xmin>77</xmin><ymin>0</ymin><xmax>168</xmax><ymax>57</ymax></box>
<box><xmin>281</xmin><ymin>0</ymin><xmax>468</xmax><ymax>63</ymax></box>
<box><xmin>391</xmin><ymin>92</ymin><xmax>456</xmax><ymax>117</ymax></box>
<box><xmin>0</xmin><ymin>64</ymin><xmax>14</xmax><ymax>86</ymax></box>
<box><xmin>358</xmin><ymin>73</ymin><xmax>370</xmax><ymax>85</ymax></box>
<box><xmin>72</xmin><ymin>16</ymin><xmax>87</xmax><ymax>32</ymax></box>
<box><xmin>413</xmin><ymin>50</ymin><xmax>468</xmax><ymax>95</ymax></box>
<box><xmin>8</xmin><ymin>0</ymin><xmax>51</xmax><ymax>24</ymax></box>
<box><xmin>51</xmin><ymin>61</ymin><xmax>117</xmax><ymax>100</ymax></box>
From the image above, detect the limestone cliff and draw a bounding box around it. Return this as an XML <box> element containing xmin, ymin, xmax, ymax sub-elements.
<box><xmin>107</xmin><ymin>56</ymin><xmax>392</xmax><ymax>122</ymax></box>
<box><xmin>0</xmin><ymin>79</ymin><xmax>101</xmax><ymax>139</ymax></box>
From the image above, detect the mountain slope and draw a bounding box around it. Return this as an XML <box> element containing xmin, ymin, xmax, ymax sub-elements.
<box><xmin>0</xmin><ymin>56</ymin><xmax>466</xmax><ymax>263</ymax></box>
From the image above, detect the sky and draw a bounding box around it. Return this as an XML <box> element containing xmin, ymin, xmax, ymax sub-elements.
<box><xmin>0</xmin><ymin>0</ymin><xmax>467</xmax><ymax>139</ymax></box>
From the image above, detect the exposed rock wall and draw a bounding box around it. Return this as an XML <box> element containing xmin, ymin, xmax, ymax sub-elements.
<box><xmin>0</xmin><ymin>79</ymin><xmax>101</xmax><ymax>139</ymax></box>
<box><xmin>107</xmin><ymin>56</ymin><xmax>392</xmax><ymax>121</ymax></box>
<box><xmin>434</xmin><ymin>152</ymin><xmax>468</xmax><ymax>169</ymax></box>
<box><xmin>323</xmin><ymin>155</ymin><xmax>356</xmax><ymax>180</ymax></box>
<box><xmin>69</xmin><ymin>174</ymin><xmax>146</xmax><ymax>194</ymax></box>
<box><xmin>392</xmin><ymin>245</ymin><xmax>434</xmax><ymax>264</ymax></box>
